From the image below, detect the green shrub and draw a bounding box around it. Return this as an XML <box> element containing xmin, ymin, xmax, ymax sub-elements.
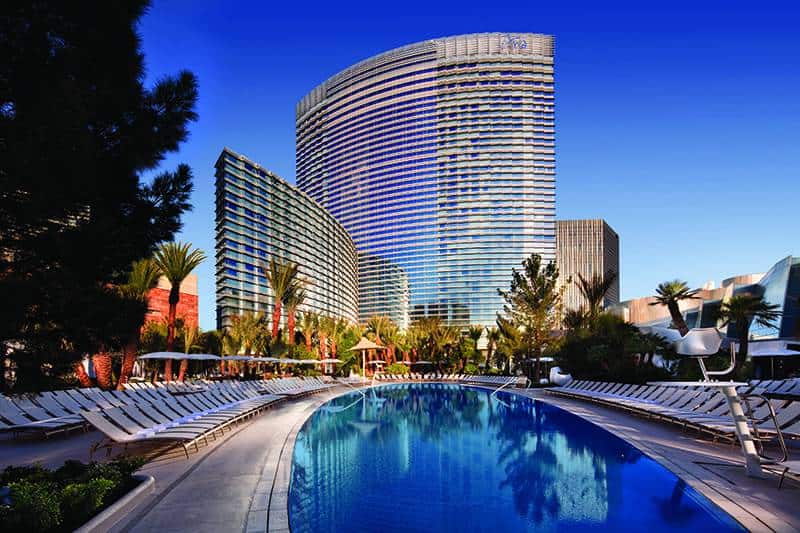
<box><xmin>385</xmin><ymin>363</ymin><xmax>410</xmax><ymax>375</ymax></box>
<box><xmin>61</xmin><ymin>478</ymin><xmax>116</xmax><ymax>526</ymax></box>
<box><xmin>4</xmin><ymin>480</ymin><xmax>61</xmax><ymax>531</ymax></box>
<box><xmin>0</xmin><ymin>456</ymin><xmax>146</xmax><ymax>532</ymax></box>
<box><xmin>463</xmin><ymin>363</ymin><xmax>480</xmax><ymax>375</ymax></box>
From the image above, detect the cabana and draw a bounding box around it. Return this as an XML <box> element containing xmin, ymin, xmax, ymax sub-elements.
<box><xmin>349</xmin><ymin>337</ymin><xmax>387</xmax><ymax>377</ymax></box>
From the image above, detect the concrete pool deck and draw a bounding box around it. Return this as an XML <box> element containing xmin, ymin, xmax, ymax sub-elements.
<box><xmin>4</xmin><ymin>384</ymin><xmax>799</xmax><ymax>532</ymax></box>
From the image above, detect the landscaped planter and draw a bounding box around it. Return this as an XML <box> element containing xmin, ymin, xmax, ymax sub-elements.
<box><xmin>73</xmin><ymin>474</ymin><xmax>153</xmax><ymax>533</ymax></box>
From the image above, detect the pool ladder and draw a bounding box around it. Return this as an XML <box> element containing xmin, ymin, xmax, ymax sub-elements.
<box><xmin>741</xmin><ymin>393</ymin><xmax>789</xmax><ymax>465</ymax></box>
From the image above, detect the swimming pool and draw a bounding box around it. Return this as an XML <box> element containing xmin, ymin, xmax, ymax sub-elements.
<box><xmin>288</xmin><ymin>383</ymin><xmax>743</xmax><ymax>532</ymax></box>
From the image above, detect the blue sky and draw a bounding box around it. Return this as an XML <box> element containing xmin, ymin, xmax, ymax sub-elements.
<box><xmin>139</xmin><ymin>0</ymin><xmax>800</xmax><ymax>330</ymax></box>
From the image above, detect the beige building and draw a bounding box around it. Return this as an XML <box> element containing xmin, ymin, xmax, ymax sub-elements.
<box><xmin>557</xmin><ymin>219</ymin><xmax>620</xmax><ymax>313</ymax></box>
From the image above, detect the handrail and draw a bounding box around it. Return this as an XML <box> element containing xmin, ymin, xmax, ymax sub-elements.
<box><xmin>696</xmin><ymin>343</ymin><xmax>737</xmax><ymax>381</ymax></box>
<box><xmin>336</xmin><ymin>378</ymin><xmax>367</xmax><ymax>399</ymax></box>
<box><xmin>742</xmin><ymin>393</ymin><xmax>788</xmax><ymax>464</ymax></box>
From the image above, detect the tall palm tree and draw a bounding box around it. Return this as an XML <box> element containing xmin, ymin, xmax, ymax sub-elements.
<box><xmin>485</xmin><ymin>327</ymin><xmax>500</xmax><ymax>374</ymax></box>
<box><xmin>117</xmin><ymin>258</ymin><xmax>161</xmax><ymax>389</ymax></box>
<box><xmin>221</xmin><ymin>326</ymin><xmax>242</xmax><ymax>376</ymax></box>
<box><xmin>299</xmin><ymin>311</ymin><xmax>318</xmax><ymax>353</ymax></box>
<box><xmin>576</xmin><ymin>270</ymin><xmax>618</xmax><ymax>319</ymax></box>
<box><xmin>718</xmin><ymin>294</ymin><xmax>781</xmax><ymax>365</ymax></box>
<box><xmin>153</xmin><ymin>241</ymin><xmax>206</xmax><ymax>381</ymax></box>
<box><xmin>262</xmin><ymin>258</ymin><xmax>302</xmax><ymax>339</ymax></box>
<box><xmin>562</xmin><ymin>308</ymin><xmax>589</xmax><ymax>331</ymax></box>
<box><xmin>317</xmin><ymin>315</ymin><xmax>334</xmax><ymax>359</ymax></box>
<box><xmin>650</xmin><ymin>280</ymin><xmax>698</xmax><ymax>336</ymax></box>
<box><xmin>178</xmin><ymin>326</ymin><xmax>199</xmax><ymax>381</ymax></box>
<box><xmin>284</xmin><ymin>286</ymin><xmax>307</xmax><ymax>346</ymax></box>
<box><xmin>467</xmin><ymin>325</ymin><xmax>483</xmax><ymax>369</ymax></box>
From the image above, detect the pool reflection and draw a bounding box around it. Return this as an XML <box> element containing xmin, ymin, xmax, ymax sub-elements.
<box><xmin>288</xmin><ymin>384</ymin><xmax>741</xmax><ymax>532</ymax></box>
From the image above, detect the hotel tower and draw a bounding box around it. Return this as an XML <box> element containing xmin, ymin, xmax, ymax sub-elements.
<box><xmin>296</xmin><ymin>33</ymin><xmax>556</xmax><ymax>327</ymax></box>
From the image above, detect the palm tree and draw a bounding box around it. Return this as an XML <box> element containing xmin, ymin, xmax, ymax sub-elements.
<box><xmin>650</xmin><ymin>280</ymin><xmax>698</xmax><ymax>336</ymax></box>
<box><xmin>576</xmin><ymin>270</ymin><xmax>618</xmax><ymax>319</ymax></box>
<box><xmin>562</xmin><ymin>308</ymin><xmax>590</xmax><ymax>331</ymax></box>
<box><xmin>221</xmin><ymin>326</ymin><xmax>242</xmax><ymax>376</ymax></box>
<box><xmin>485</xmin><ymin>327</ymin><xmax>500</xmax><ymax>374</ymax></box>
<box><xmin>299</xmin><ymin>311</ymin><xmax>317</xmax><ymax>353</ymax></box>
<box><xmin>262</xmin><ymin>258</ymin><xmax>302</xmax><ymax>339</ymax></box>
<box><xmin>467</xmin><ymin>325</ymin><xmax>483</xmax><ymax>369</ymax></box>
<box><xmin>153</xmin><ymin>241</ymin><xmax>206</xmax><ymax>381</ymax></box>
<box><xmin>177</xmin><ymin>326</ymin><xmax>199</xmax><ymax>381</ymax></box>
<box><xmin>718</xmin><ymin>294</ymin><xmax>782</xmax><ymax>366</ymax></box>
<box><xmin>117</xmin><ymin>258</ymin><xmax>161</xmax><ymax>389</ymax></box>
<box><xmin>284</xmin><ymin>286</ymin><xmax>307</xmax><ymax>346</ymax></box>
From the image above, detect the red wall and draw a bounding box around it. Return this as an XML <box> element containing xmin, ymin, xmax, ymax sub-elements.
<box><xmin>145</xmin><ymin>287</ymin><xmax>199</xmax><ymax>328</ymax></box>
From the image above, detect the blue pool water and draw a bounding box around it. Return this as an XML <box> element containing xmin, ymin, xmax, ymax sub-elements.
<box><xmin>288</xmin><ymin>384</ymin><xmax>743</xmax><ymax>532</ymax></box>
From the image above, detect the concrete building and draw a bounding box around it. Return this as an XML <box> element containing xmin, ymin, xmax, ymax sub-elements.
<box><xmin>296</xmin><ymin>33</ymin><xmax>556</xmax><ymax>327</ymax></box>
<box><xmin>214</xmin><ymin>148</ymin><xmax>359</xmax><ymax>330</ymax></box>
<box><xmin>609</xmin><ymin>256</ymin><xmax>799</xmax><ymax>342</ymax></box>
<box><xmin>556</xmin><ymin>219</ymin><xmax>620</xmax><ymax>313</ymax></box>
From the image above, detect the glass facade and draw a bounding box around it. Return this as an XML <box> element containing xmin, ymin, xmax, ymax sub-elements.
<box><xmin>748</xmin><ymin>256</ymin><xmax>800</xmax><ymax>340</ymax></box>
<box><xmin>214</xmin><ymin>148</ymin><xmax>359</xmax><ymax>329</ymax></box>
<box><xmin>296</xmin><ymin>33</ymin><xmax>556</xmax><ymax>327</ymax></box>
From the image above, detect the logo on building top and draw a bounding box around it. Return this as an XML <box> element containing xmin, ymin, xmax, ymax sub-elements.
<box><xmin>501</xmin><ymin>34</ymin><xmax>528</xmax><ymax>50</ymax></box>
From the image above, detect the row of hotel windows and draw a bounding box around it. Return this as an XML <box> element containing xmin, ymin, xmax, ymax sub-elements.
<box><xmin>315</xmin><ymin>105</ymin><xmax>555</xmax><ymax>156</ymax></box>
<box><xmin>298</xmin><ymin>92</ymin><xmax>553</xmax><ymax>162</ymax></box>
<box><xmin>305</xmin><ymin>80</ymin><xmax>554</xmax><ymax>144</ymax></box>
<box><xmin>319</xmin><ymin>73</ymin><xmax>552</xmax><ymax>122</ymax></box>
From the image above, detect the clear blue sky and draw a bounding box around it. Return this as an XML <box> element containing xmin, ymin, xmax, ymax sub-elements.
<box><xmin>138</xmin><ymin>0</ymin><xmax>800</xmax><ymax>331</ymax></box>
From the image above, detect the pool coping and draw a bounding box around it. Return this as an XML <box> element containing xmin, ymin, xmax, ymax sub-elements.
<box><xmin>264</xmin><ymin>382</ymin><xmax>792</xmax><ymax>533</ymax></box>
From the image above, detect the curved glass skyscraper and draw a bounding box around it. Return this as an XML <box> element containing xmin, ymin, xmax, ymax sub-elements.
<box><xmin>215</xmin><ymin>148</ymin><xmax>359</xmax><ymax>329</ymax></box>
<box><xmin>296</xmin><ymin>33</ymin><xmax>556</xmax><ymax>327</ymax></box>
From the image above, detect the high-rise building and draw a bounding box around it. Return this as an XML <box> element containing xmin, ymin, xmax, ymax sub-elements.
<box><xmin>296</xmin><ymin>33</ymin><xmax>556</xmax><ymax>327</ymax></box>
<box><xmin>556</xmin><ymin>219</ymin><xmax>620</xmax><ymax>313</ymax></box>
<box><xmin>214</xmin><ymin>148</ymin><xmax>359</xmax><ymax>330</ymax></box>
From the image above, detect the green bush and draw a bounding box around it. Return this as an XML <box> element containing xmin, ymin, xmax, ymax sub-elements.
<box><xmin>385</xmin><ymin>363</ymin><xmax>410</xmax><ymax>375</ymax></box>
<box><xmin>61</xmin><ymin>478</ymin><xmax>115</xmax><ymax>525</ymax></box>
<box><xmin>463</xmin><ymin>363</ymin><xmax>480</xmax><ymax>375</ymax></box>
<box><xmin>5</xmin><ymin>480</ymin><xmax>61</xmax><ymax>531</ymax></box>
<box><xmin>0</xmin><ymin>456</ymin><xmax>145</xmax><ymax>532</ymax></box>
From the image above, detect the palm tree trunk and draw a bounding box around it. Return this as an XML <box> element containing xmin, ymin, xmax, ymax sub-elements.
<box><xmin>319</xmin><ymin>334</ymin><xmax>327</xmax><ymax>358</ymax></box>
<box><xmin>74</xmin><ymin>360</ymin><xmax>92</xmax><ymax>388</ymax></box>
<box><xmin>177</xmin><ymin>359</ymin><xmax>189</xmax><ymax>382</ymax></box>
<box><xmin>117</xmin><ymin>335</ymin><xmax>138</xmax><ymax>390</ymax></box>
<box><xmin>287</xmin><ymin>310</ymin><xmax>296</xmax><ymax>345</ymax></box>
<box><xmin>305</xmin><ymin>331</ymin><xmax>313</xmax><ymax>353</ymax></box>
<box><xmin>668</xmin><ymin>302</ymin><xmax>689</xmax><ymax>336</ymax></box>
<box><xmin>164</xmin><ymin>300</ymin><xmax>178</xmax><ymax>381</ymax></box>
<box><xmin>93</xmin><ymin>350</ymin><xmax>113</xmax><ymax>390</ymax></box>
<box><xmin>272</xmin><ymin>301</ymin><xmax>282</xmax><ymax>339</ymax></box>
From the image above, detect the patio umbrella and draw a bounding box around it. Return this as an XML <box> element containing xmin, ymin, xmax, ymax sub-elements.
<box><xmin>138</xmin><ymin>351</ymin><xmax>187</xmax><ymax>360</ymax></box>
<box><xmin>319</xmin><ymin>358</ymin><xmax>343</xmax><ymax>364</ymax></box>
<box><xmin>349</xmin><ymin>337</ymin><xmax>387</xmax><ymax>377</ymax></box>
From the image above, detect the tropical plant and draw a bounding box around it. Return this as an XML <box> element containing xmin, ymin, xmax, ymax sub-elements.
<box><xmin>116</xmin><ymin>258</ymin><xmax>161</xmax><ymax>389</ymax></box>
<box><xmin>562</xmin><ymin>308</ymin><xmax>590</xmax><ymax>331</ymax></box>
<box><xmin>176</xmin><ymin>326</ymin><xmax>200</xmax><ymax>381</ymax></box>
<box><xmin>484</xmin><ymin>327</ymin><xmax>501</xmax><ymax>374</ymax></box>
<box><xmin>284</xmin><ymin>286</ymin><xmax>307</xmax><ymax>346</ymax></box>
<box><xmin>718</xmin><ymin>294</ymin><xmax>782</xmax><ymax>367</ymax></box>
<box><xmin>497</xmin><ymin>253</ymin><xmax>564</xmax><ymax>382</ymax></box>
<box><xmin>299</xmin><ymin>311</ymin><xmax>318</xmax><ymax>353</ymax></box>
<box><xmin>575</xmin><ymin>270</ymin><xmax>618</xmax><ymax>319</ymax></box>
<box><xmin>262</xmin><ymin>259</ymin><xmax>302</xmax><ymax>340</ymax></box>
<box><xmin>649</xmin><ymin>280</ymin><xmax>698</xmax><ymax>336</ymax></box>
<box><xmin>153</xmin><ymin>241</ymin><xmax>206</xmax><ymax>381</ymax></box>
<box><xmin>467</xmin><ymin>325</ymin><xmax>483</xmax><ymax>361</ymax></box>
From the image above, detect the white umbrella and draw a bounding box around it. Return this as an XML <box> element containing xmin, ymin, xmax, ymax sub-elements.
<box><xmin>349</xmin><ymin>337</ymin><xmax>387</xmax><ymax>376</ymax></box>
<box><xmin>367</xmin><ymin>360</ymin><xmax>386</xmax><ymax>365</ymax></box>
<box><xmin>183</xmin><ymin>354</ymin><xmax>221</xmax><ymax>361</ymax></box>
<box><xmin>138</xmin><ymin>351</ymin><xmax>187</xmax><ymax>360</ymax></box>
<box><xmin>410</xmin><ymin>361</ymin><xmax>432</xmax><ymax>365</ymax></box>
<box><xmin>319</xmin><ymin>358</ymin><xmax>343</xmax><ymax>364</ymax></box>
